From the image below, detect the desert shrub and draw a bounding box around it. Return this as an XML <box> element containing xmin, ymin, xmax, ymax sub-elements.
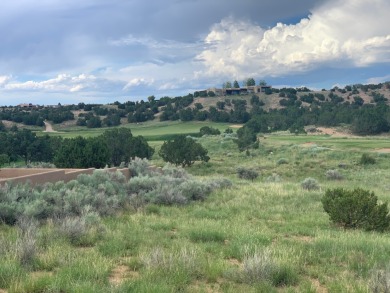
<box><xmin>237</xmin><ymin>167</ymin><xmax>259</xmax><ymax>181</ymax></box>
<box><xmin>56</xmin><ymin>208</ymin><xmax>104</xmax><ymax>246</ymax></box>
<box><xmin>128</xmin><ymin>157</ymin><xmax>156</xmax><ymax>177</ymax></box>
<box><xmin>266</xmin><ymin>173</ymin><xmax>282</xmax><ymax>183</ymax></box>
<box><xmin>322</xmin><ymin>188</ymin><xmax>390</xmax><ymax>232</ymax></box>
<box><xmin>360</xmin><ymin>153</ymin><xmax>376</xmax><ymax>165</ymax></box>
<box><xmin>301</xmin><ymin>178</ymin><xmax>320</xmax><ymax>190</ymax></box>
<box><xmin>162</xmin><ymin>163</ymin><xmax>189</xmax><ymax>179</ymax></box>
<box><xmin>16</xmin><ymin>217</ymin><xmax>38</xmax><ymax>267</ymax></box>
<box><xmin>369</xmin><ymin>265</ymin><xmax>390</xmax><ymax>293</ymax></box>
<box><xmin>241</xmin><ymin>250</ymin><xmax>276</xmax><ymax>284</ymax></box>
<box><xmin>325</xmin><ymin>169</ymin><xmax>344</xmax><ymax>180</ymax></box>
<box><xmin>276</xmin><ymin>158</ymin><xmax>289</xmax><ymax>165</ymax></box>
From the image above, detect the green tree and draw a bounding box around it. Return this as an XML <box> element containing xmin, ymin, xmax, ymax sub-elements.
<box><xmin>159</xmin><ymin>135</ymin><xmax>210</xmax><ymax>167</ymax></box>
<box><xmin>0</xmin><ymin>154</ymin><xmax>9</xmax><ymax>167</ymax></box>
<box><xmin>235</xmin><ymin>127</ymin><xmax>258</xmax><ymax>152</ymax></box>
<box><xmin>246</xmin><ymin>78</ymin><xmax>256</xmax><ymax>86</ymax></box>
<box><xmin>233</xmin><ymin>80</ymin><xmax>240</xmax><ymax>88</ymax></box>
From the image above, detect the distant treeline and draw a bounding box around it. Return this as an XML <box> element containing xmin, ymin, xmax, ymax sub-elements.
<box><xmin>0</xmin><ymin>127</ymin><xmax>153</xmax><ymax>168</ymax></box>
<box><xmin>0</xmin><ymin>82</ymin><xmax>389</xmax><ymax>135</ymax></box>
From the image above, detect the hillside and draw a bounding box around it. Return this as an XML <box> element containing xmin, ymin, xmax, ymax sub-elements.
<box><xmin>1</xmin><ymin>82</ymin><xmax>390</xmax><ymax>136</ymax></box>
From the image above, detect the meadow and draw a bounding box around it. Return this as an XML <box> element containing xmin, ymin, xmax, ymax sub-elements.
<box><xmin>1</xmin><ymin>122</ymin><xmax>390</xmax><ymax>292</ymax></box>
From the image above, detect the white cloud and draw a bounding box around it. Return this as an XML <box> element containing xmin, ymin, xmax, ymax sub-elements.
<box><xmin>0</xmin><ymin>75</ymin><xmax>11</xmax><ymax>87</ymax></box>
<box><xmin>366</xmin><ymin>75</ymin><xmax>390</xmax><ymax>84</ymax></box>
<box><xmin>3</xmin><ymin>74</ymin><xmax>110</xmax><ymax>93</ymax></box>
<box><xmin>198</xmin><ymin>0</ymin><xmax>390</xmax><ymax>79</ymax></box>
<box><xmin>123</xmin><ymin>78</ymin><xmax>154</xmax><ymax>91</ymax></box>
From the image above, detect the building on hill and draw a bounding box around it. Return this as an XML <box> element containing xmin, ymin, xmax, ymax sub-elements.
<box><xmin>207</xmin><ymin>85</ymin><xmax>272</xmax><ymax>96</ymax></box>
<box><xmin>18</xmin><ymin>103</ymin><xmax>36</xmax><ymax>108</ymax></box>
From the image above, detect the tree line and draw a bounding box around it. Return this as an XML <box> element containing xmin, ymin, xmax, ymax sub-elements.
<box><xmin>0</xmin><ymin>127</ymin><xmax>153</xmax><ymax>168</ymax></box>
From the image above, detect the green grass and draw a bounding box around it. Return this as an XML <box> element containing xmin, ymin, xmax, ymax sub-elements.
<box><xmin>39</xmin><ymin>120</ymin><xmax>236</xmax><ymax>140</ymax></box>
<box><xmin>3</xmin><ymin>130</ymin><xmax>390</xmax><ymax>291</ymax></box>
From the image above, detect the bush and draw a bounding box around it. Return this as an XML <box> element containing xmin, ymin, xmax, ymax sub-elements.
<box><xmin>276</xmin><ymin>158</ymin><xmax>289</xmax><ymax>165</ymax></box>
<box><xmin>16</xmin><ymin>217</ymin><xmax>38</xmax><ymax>267</ymax></box>
<box><xmin>325</xmin><ymin>169</ymin><xmax>343</xmax><ymax>180</ymax></box>
<box><xmin>360</xmin><ymin>153</ymin><xmax>376</xmax><ymax>165</ymax></box>
<box><xmin>322</xmin><ymin>188</ymin><xmax>390</xmax><ymax>232</ymax></box>
<box><xmin>237</xmin><ymin>167</ymin><xmax>259</xmax><ymax>181</ymax></box>
<box><xmin>266</xmin><ymin>173</ymin><xmax>282</xmax><ymax>183</ymax></box>
<box><xmin>199</xmin><ymin>126</ymin><xmax>221</xmax><ymax>136</ymax></box>
<box><xmin>301</xmin><ymin>178</ymin><xmax>320</xmax><ymax>190</ymax></box>
<box><xmin>369</xmin><ymin>265</ymin><xmax>390</xmax><ymax>293</ymax></box>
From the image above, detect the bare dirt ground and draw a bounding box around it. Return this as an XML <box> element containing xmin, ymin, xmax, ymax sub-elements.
<box><xmin>315</xmin><ymin>127</ymin><xmax>356</xmax><ymax>138</ymax></box>
<box><xmin>43</xmin><ymin>121</ymin><xmax>57</xmax><ymax>132</ymax></box>
<box><xmin>375</xmin><ymin>148</ymin><xmax>390</xmax><ymax>153</ymax></box>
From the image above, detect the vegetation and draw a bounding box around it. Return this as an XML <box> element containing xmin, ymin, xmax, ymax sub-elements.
<box><xmin>322</xmin><ymin>188</ymin><xmax>390</xmax><ymax>232</ymax></box>
<box><xmin>1</xmin><ymin>128</ymin><xmax>390</xmax><ymax>291</ymax></box>
<box><xmin>1</xmin><ymin>81</ymin><xmax>390</xmax><ymax>291</ymax></box>
<box><xmin>159</xmin><ymin>135</ymin><xmax>210</xmax><ymax>167</ymax></box>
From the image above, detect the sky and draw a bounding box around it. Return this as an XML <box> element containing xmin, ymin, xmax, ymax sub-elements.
<box><xmin>0</xmin><ymin>0</ymin><xmax>389</xmax><ymax>106</ymax></box>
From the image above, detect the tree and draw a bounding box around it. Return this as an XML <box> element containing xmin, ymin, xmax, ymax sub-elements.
<box><xmin>159</xmin><ymin>135</ymin><xmax>210</xmax><ymax>167</ymax></box>
<box><xmin>246</xmin><ymin>78</ymin><xmax>256</xmax><ymax>86</ymax></box>
<box><xmin>235</xmin><ymin>127</ymin><xmax>258</xmax><ymax>152</ymax></box>
<box><xmin>259</xmin><ymin>80</ymin><xmax>267</xmax><ymax>86</ymax></box>
<box><xmin>233</xmin><ymin>80</ymin><xmax>240</xmax><ymax>88</ymax></box>
<box><xmin>0</xmin><ymin>154</ymin><xmax>9</xmax><ymax>167</ymax></box>
<box><xmin>224</xmin><ymin>81</ymin><xmax>232</xmax><ymax>88</ymax></box>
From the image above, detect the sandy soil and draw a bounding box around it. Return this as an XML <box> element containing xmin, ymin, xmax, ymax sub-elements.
<box><xmin>43</xmin><ymin>121</ymin><xmax>57</xmax><ymax>132</ymax></box>
<box><xmin>315</xmin><ymin>127</ymin><xmax>356</xmax><ymax>137</ymax></box>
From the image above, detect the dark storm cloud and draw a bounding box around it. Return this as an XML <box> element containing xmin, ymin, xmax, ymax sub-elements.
<box><xmin>0</xmin><ymin>0</ymin><xmax>323</xmax><ymax>74</ymax></box>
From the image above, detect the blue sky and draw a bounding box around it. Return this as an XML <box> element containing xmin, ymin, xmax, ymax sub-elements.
<box><xmin>0</xmin><ymin>0</ymin><xmax>389</xmax><ymax>106</ymax></box>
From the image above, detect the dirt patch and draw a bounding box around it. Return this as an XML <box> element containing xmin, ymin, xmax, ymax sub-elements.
<box><xmin>316</xmin><ymin>127</ymin><xmax>356</xmax><ymax>137</ymax></box>
<box><xmin>227</xmin><ymin>258</ymin><xmax>242</xmax><ymax>267</ymax></box>
<box><xmin>109</xmin><ymin>265</ymin><xmax>139</xmax><ymax>286</ymax></box>
<box><xmin>291</xmin><ymin>235</ymin><xmax>314</xmax><ymax>243</ymax></box>
<box><xmin>301</xmin><ymin>142</ymin><xmax>317</xmax><ymax>147</ymax></box>
<box><xmin>310</xmin><ymin>278</ymin><xmax>328</xmax><ymax>293</ymax></box>
<box><xmin>374</xmin><ymin>148</ymin><xmax>390</xmax><ymax>153</ymax></box>
<box><xmin>188</xmin><ymin>280</ymin><xmax>223</xmax><ymax>293</ymax></box>
<box><xmin>43</xmin><ymin>121</ymin><xmax>57</xmax><ymax>132</ymax></box>
<box><xmin>30</xmin><ymin>271</ymin><xmax>53</xmax><ymax>279</ymax></box>
<box><xmin>230</xmin><ymin>124</ymin><xmax>243</xmax><ymax>129</ymax></box>
<box><xmin>0</xmin><ymin>289</ymin><xmax>8</xmax><ymax>293</ymax></box>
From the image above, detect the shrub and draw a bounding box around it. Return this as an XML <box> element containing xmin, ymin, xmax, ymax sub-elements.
<box><xmin>128</xmin><ymin>157</ymin><xmax>156</xmax><ymax>177</ymax></box>
<box><xmin>233</xmin><ymin>250</ymin><xmax>298</xmax><ymax>286</ymax></box>
<box><xmin>322</xmin><ymin>188</ymin><xmax>390</xmax><ymax>232</ymax></box>
<box><xmin>325</xmin><ymin>169</ymin><xmax>343</xmax><ymax>180</ymax></box>
<box><xmin>199</xmin><ymin>126</ymin><xmax>221</xmax><ymax>136</ymax></box>
<box><xmin>266</xmin><ymin>173</ymin><xmax>282</xmax><ymax>183</ymax></box>
<box><xmin>16</xmin><ymin>217</ymin><xmax>38</xmax><ymax>267</ymax></box>
<box><xmin>360</xmin><ymin>153</ymin><xmax>376</xmax><ymax>165</ymax></box>
<box><xmin>276</xmin><ymin>158</ymin><xmax>289</xmax><ymax>165</ymax></box>
<box><xmin>369</xmin><ymin>265</ymin><xmax>390</xmax><ymax>293</ymax></box>
<box><xmin>301</xmin><ymin>178</ymin><xmax>320</xmax><ymax>190</ymax></box>
<box><xmin>237</xmin><ymin>167</ymin><xmax>259</xmax><ymax>181</ymax></box>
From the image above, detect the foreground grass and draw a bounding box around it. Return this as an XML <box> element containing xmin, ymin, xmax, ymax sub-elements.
<box><xmin>2</xmin><ymin>132</ymin><xmax>390</xmax><ymax>292</ymax></box>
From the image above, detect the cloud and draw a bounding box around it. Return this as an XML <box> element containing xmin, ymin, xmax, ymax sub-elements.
<box><xmin>123</xmin><ymin>78</ymin><xmax>154</xmax><ymax>91</ymax></box>
<box><xmin>3</xmin><ymin>74</ymin><xmax>121</xmax><ymax>93</ymax></box>
<box><xmin>0</xmin><ymin>75</ymin><xmax>11</xmax><ymax>87</ymax></box>
<box><xmin>198</xmin><ymin>0</ymin><xmax>390</xmax><ymax>80</ymax></box>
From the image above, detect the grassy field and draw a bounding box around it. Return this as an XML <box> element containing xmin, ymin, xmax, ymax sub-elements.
<box><xmin>41</xmin><ymin>121</ymin><xmax>236</xmax><ymax>140</ymax></box>
<box><xmin>2</xmin><ymin>127</ymin><xmax>390</xmax><ymax>292</ymax></box>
